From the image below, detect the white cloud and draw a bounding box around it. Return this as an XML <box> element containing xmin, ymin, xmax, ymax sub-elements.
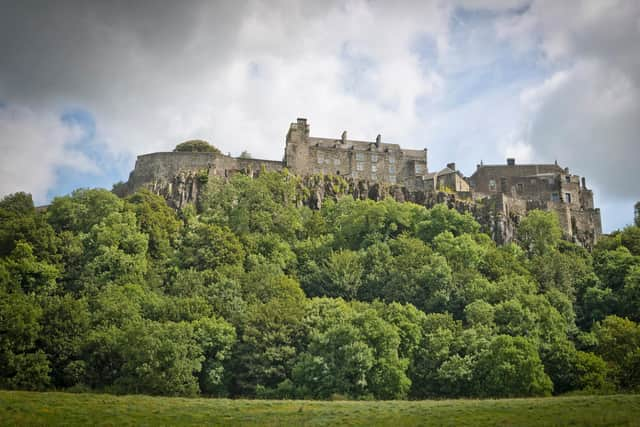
<box><xmin>0</xmin><ymin>106</ymin><xmax>98</xmax><ymax>203</ymax></box>
<box><xmin>0</xmin><ymin>0</ymin><xmax>638</xmax><ymax>231</ymax></box>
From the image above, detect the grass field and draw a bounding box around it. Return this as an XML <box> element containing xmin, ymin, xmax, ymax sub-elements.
<box><xmin>1</xmin><ymin>391</ymin><xmax>639</xmax><ymax>426</ymax></box>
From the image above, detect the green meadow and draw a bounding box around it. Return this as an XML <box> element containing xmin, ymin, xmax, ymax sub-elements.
<box><xmin>1</xmin><ymin>391</ymin><xmax>639</xmax><ymax>426</ymax></box>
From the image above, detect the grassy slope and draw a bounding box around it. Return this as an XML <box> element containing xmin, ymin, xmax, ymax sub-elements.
<box><xmin>1</xmin><ymin>391</ymin><xmax>639</xmax><ymax>426</ymax></box>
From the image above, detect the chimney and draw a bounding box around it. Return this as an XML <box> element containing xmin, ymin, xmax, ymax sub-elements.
<box><xmin>341</xmin><ymin>130</ymin><xmax>347</xmax><ymax>144</ymax></box>
<box><xmin>507</xmin><ymin>158</ymin><xmax>515</xmax><ymax>166</ymax></box>
<box><xmin>581</xmin><ymin>177</ymin><xmax>586</xmax><ymax>188</ymax></box>
<box><xmin>297</xmin><ymin>117</ymin><xmax>307</xmax><ymax>125</ymax></box>
<box><xmin>446</xmin><ymin>162</ymin><xmax>456</xmax><ymax>171</ymax></box>
<box><xmin>375</xmin><ymin>134</ymin><xmax>381</xmax><ymax>146</ymax></box>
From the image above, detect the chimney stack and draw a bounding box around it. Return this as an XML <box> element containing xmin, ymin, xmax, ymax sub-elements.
<box><xmin>507</xmin><ymin>158</ymin><xmax>515</xmax><ymax>166</ymax></box>
<box><xmin>447</xmin><ymin>162</ymin><xmax>456</xmax><ymax>171</ymax></box>
<box><xmin>341</xmin><ymin>130</ymin><xmax>347</xmax><ymax>144</ymax></box>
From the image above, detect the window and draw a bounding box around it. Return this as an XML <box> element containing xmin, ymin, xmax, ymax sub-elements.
<box><xmin>357</xmin><ymin>162</ymin><xmax>365</xmax><ymax>171</ymax></box>
<box><xmin>389</xmin><ymin>165</ymin><xmax>396</xmax><ymax>174</ymax></box>
<box><xmin>565</xmin><ymin>192</ymin><xmax>572</xmax><ymax>203</ymax></box>
<box><xmin>415</xmin><ymin>164</ymin><xmax>424</xmax><ymax>174</ymax></box>
<box><xmin>356</xmin><ymin>152</ymin><xmax>365</xmax><ymax>161</ymax></box>
<box><xmin>371</xmin><ymin>164</ymin><xmax>377</xmax><ymax>172</ymax></box>
<box><xmin>551</xmin><ymin>192</ymin><xmax>560</xmax><ymax>202</ymax></box>
<box><xmin>371</xmin><ymin>173</ymin><xmax>377</xmax><ymax>181</ymax></box>
<box><xmin>517</xmin><ymin>183</ymin><xmax>524</xmax><ymax>192</ymax></box>
<box><xmin>388</xmin><ymin>156</ymin><xmax>396</xmax><ymax>164</ymax></box>
<box><xmin>371</xmin><ymin>154</ymin><xmax>378</xmax><ymax>162</ymax></box>
<box><xmin>389</xmin><ymin>175</ymin><xmax>396</xmax><ymax>184</ymax></box>
<box><xmin>565</xmin><ymin>176</ymin><xmax>571</xmax><ymax>183</ymax></box>
<box><xmin>317</xmin><ymin>153</ymin><xmax>324</xmax><ymax>164</ymax></box>
<box><xmin>489</xmin><ymin>179</ymin><xmax>496</xmax><ymax>191</ymax></box>
<box><xmin>334</xmin><ymin>158</ymin><xmax>341</xmax><ymax>165</ymax></box>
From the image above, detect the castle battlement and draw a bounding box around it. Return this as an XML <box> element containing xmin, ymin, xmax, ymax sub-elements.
<box><xmin>119</xmin><ymin>118</ymin><xmax>602</xmax><ymax>248</ymax></box>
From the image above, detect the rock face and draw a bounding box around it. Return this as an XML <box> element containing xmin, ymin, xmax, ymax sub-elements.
<box><xmin>116</xmin><ymin>118</ymin><xmax>602</xmax><ymax>249</ymax></box>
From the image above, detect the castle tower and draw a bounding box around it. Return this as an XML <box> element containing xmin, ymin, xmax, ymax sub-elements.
<box><xmin>284</xmin><ymin>117</ymin><xmax>310</xmax><ymax>173</ymax></box>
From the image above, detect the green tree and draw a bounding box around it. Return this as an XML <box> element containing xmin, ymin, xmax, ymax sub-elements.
<box><xmin>473</xmin><ymin>335</ymin><xmax>552</xmax><ymax>397</ymax></box>
<box><xmin>47</xmin><ymin>188</ymin><xmax>124</xmax><ymax>234</ymax></box>
<box><xmin>0</xmin><ymin>192</ymin><xmax>60</xmax><ymax>264</ymax></box>
<box><xmin>178</xmin><ymin>223</ymin><xmax>244</xmax><ymax>271</ymax></box>
<box><xmin>621</xmin><ymin>226</ymin><xmax>640</xmax><ymax>256</ymax></box>
<box><xmin>517</xmin><ymin>210</ymin><xmax>563</xmax><ymax>256</ymax></box>
<box><xmin>292</xmin><ymin>303</ymin><xmax>410</xmax><ymax>400</ymax></box>
<box><xmin>173</xmin><ymin>140</ymin><xmax>222</xmax><ymax>154</ymax></box>
<box><xmin>1</xmin><ymin>241</ymin><xmax>59</xmax><ymax>294</ymax></box>
<box><xmin>593</xmin><ymin>246</ymin><xmax>636</xmax><ymax>291</ymax></box>
<box><xmin>82</xmin><ymin>211</ymin><xmax>149</xmax><ymax>289</ymax></box>
<box><xmin>38</xmin><ymin>295</ymin><xmax>90</xmax><ymax>387</ymax></box>
<box><xmin>622</xmin><ymin>265</ymin><xmax>640</xmax><ymax>321</ymax></box>
<box><xmin>594</xmin><ymin>315</ymin><xmax>640</xmax><ymax>389</ymax></box>
<box><xmin>416</xmin><ymin>203</ymin><xmax>480</xmax><ymax>243</ymax></box>
<box><xmin>0</xmin><ymin>286</ymin><xmax>50</xmax><ymax>390</ymax></box>
<box><xmin>113</xmin><ymin>320</ymin><xmax>203</xmax><ymax>396</ymax></box>
<box><xmin>304</xmin><ymin>249</ymin><xmax>363</xmax><ymax>299</ymax></box>
<box><xmin>192</xmin><ymin>316</ymin><xmax>236</xmax><ymax>395</ymax></box>
<box><xmin>126</xmin><ymin>189</ymin><xmax>181</xmax><ymax>262</ymax></box>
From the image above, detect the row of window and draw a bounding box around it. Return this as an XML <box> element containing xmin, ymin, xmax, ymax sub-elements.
<box><xmin>551</xmin><ymin>192</ymin><xmax>573</xmax><ymax>203</ymax></box>
<box><xmin>318</xmin><ymin>152</ymin><xmax>395</xmax><ymax>163</ymax></box>
<box><xmin>356</xmin><ymin>162</ymin><xmax>394</xmax><ymax>173</ymax></box>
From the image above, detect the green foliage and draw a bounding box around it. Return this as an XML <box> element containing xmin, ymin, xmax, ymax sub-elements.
<box><xmin>178</xmin><ymin>223</ymin><xmax>244</xmax><ymax>271</ymax></box>
<box><xmin>1</xmin><ymin>184</ymin><xmax>638</xmax><ymax>398</ymax></box>
<box><xmin>416</xmin><ymin>203</ymin><xmax>480</xmax><ymax>243</ymax></box>
<box><xmin>517</xmin><ymin>210</ymin><xmax>563</xmax><ymax>256</ymax></box>
<box><xmin>173</xmin><ymin>140</ymin><xmax>221</xmax><ymax>154</ymax></box>
<box><xmin>473</xmin><ymin>335</ymin><xmax>553</xmax><ymax>397</ymax></box>
<box><xmin>0</xmin><ymin>286</ymin><xmax>50</xmax><ymax>390</ymax></box>
<box><xmin>594</xmin><ymin>315</ymin><xmax>640</xmax><ymax>390</ymax></box>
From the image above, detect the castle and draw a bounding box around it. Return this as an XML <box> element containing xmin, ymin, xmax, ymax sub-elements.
<box><xmin>120</xmin><ymin>118</ymin><xmax>602</xmax><ymax>248</ymax></box>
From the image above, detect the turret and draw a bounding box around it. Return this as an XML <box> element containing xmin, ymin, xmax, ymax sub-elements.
<box><xmin>284</xmin><ymin>118</ymin><xmax>310</xmax><ymax>173</ymax></box>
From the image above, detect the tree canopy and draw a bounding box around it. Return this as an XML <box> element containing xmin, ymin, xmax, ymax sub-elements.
<box><xmin>173</xmin><ymin>140</ymin><xmax>222</xmax><ymax>154</ymax></box>
<box><xmin>1</xmin><ymin>171</ymin><xmax>639</xmax><ymax>399</ymax></box>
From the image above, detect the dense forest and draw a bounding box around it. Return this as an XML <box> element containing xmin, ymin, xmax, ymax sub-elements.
<box><xmin>1</xmin><ymin>170</ymin><xmax>640</xmax><ymax>399</ymax></box>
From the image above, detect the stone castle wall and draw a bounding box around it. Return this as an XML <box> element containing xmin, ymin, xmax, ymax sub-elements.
<box><xmin>121</xmin><ymin>151</ymin><xmax>283</xmax><ymax>208</ymax></box>
<box><xmin>119</xmin><ymin>118</ymin><xmax>602</xmax><ymax>248</ymax></box>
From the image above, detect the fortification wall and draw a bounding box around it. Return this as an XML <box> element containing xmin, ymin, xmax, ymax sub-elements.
<box><xmin>122</xmin><ymin>151</ymin><xmax>283</xmax><ymax>208</ymax></box>
<box><xmin>118</xmin><ymin>118</ymin><xmax>601</xmax><ymax>248</ymax></box>
<box><xmin>128</xmin><ymin>152</ymin><xmax>217</xmax><ymax>189</ymax></box>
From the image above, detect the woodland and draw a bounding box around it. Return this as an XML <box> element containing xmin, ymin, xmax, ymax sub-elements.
<box><xmin>2</xmin><ymin>169</ymin><xmax>640</xmax><ymax>399</ymax></box>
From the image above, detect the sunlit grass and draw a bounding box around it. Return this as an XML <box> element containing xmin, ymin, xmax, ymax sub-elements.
<box><xmin>1</xmin><ymin>391</ymin><xmax>639</xmax><ymax>426</ymax></box>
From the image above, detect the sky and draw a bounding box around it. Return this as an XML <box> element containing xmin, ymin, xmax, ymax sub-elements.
<box><xmin>0</xmin><ymin>0</ymin><xmax>638</xmax><ymax>232</ymax></box>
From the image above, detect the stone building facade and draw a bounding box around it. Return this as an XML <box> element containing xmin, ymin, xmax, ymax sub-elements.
<box><xmin>119</xmin><ymin>118</ymin><xmax>602</xmax><ymax>248</ymax></box>
<box><xmin>285</xmin><ymin>118</ymin><xmax>428</xmax><ymax>188</ymax></box>
<box><xmin>468</xmin><ymin>159</ymin><xmax>601</xmax><ymax>247</ymax></box>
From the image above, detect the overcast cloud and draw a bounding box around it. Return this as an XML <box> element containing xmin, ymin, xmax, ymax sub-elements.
<box><xmin>0</xmin><ymin>0</ymin><xmax>638</xmax><ymax>231</ymax></box>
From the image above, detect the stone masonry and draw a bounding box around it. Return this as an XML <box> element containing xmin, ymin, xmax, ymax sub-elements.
<box><xmin>119</xmin><ymin>118</ymin><xmax>602</xmax><ymax>248</ymax></box>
